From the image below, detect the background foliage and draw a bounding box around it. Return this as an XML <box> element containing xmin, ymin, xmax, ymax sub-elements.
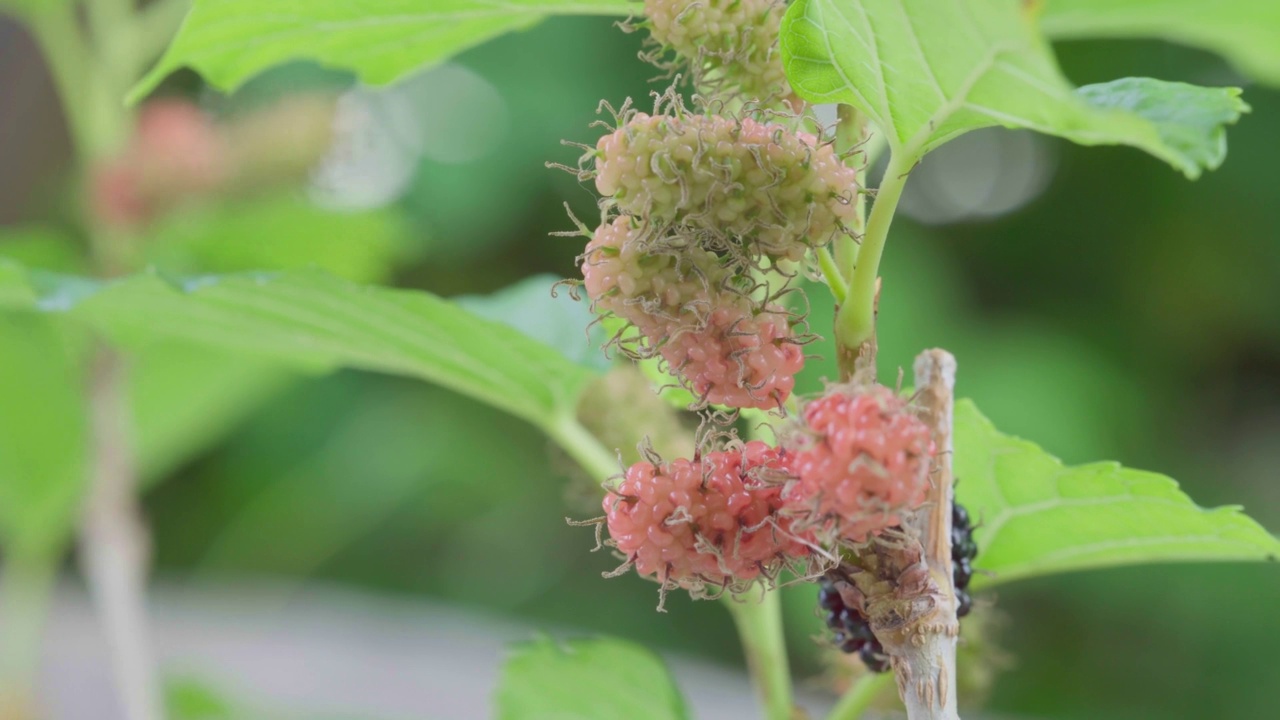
<box><xmin>1</xmin><ymin>2</ymin><xmax>1279</xmax><ymax>718</ymax></box>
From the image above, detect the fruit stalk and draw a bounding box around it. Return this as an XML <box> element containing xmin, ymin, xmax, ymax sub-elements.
<box><xmin>835</xmin><ymin>153</ymin><xmax>912</xmax><ymax>379</ymax></box>
<box><xmin>30</xmin><ymin>4</ymin><xmax>177</xmax><ymax>718</ymax></box>
<box><xmin>79</xmin><ymin>347</ymin><xmax>164</xmax><ymax>720</ymax></box>
<box><xmin>725</xmin><ymin>591</ymin><xmax>798</xmax><ymax>720</ymax></box>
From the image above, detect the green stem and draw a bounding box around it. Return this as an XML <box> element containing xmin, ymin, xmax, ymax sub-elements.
<box><xmin>830</xmin><ymin>106</ymin><xmax>867</xmax><ymax>282</ymax></box>
<box><xmin>27</xmin><ymin>4</ymin><xmax>97</xmax><ymax>159</ymax></box>
<box><xmin>816</xmin><ymin>247</ymin><xmax>847</xmax><ymax>303</ymax></box>
<box><xmin>546</xmin><ymin>413</ymin><xmax>621</xmax><ymax>481</ymax></box>
<box><xmin>725</xmin><ymin>591</ymin><xmax>796</xmax><ymax>720</ymax></box>
<box><xmin>825</xmin><ymin>672</ymin><xmax>895</xmax><ymax>720</ymax></box>
<box><xmin>0</xmin><ymin>550</ymin><xmax>59</xmax><ymax>712</ymax></box>
<box><xmin>26</xmin><ymin>6</ymin><xmax>173</xmax><ymax>719</ymax></box>
<box><xmin>835</xmin><ymin>152</ymin><xmax>914</xmax><ymax>352</ymax></box>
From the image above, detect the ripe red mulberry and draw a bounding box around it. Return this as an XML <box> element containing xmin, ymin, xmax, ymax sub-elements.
<box><xmin>786</xmin><ymin>386</ymin><xmax>935</xmax><ymax>542</ymax></box>
<box><xmin>602</xmin><ymin>441</ymin><xmax>812</xmax><ymax>592</ymax></box>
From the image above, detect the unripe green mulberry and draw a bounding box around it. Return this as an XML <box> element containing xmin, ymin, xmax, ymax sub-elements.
<box><xmin>643</xmin><ymin>0</ymin><xmax>793</xmax><ymax>106</ymax></box>
<box><xmin>594</xmin><ymin>112</ymin><xmax>858</xmax><ymax>262</ymax></box>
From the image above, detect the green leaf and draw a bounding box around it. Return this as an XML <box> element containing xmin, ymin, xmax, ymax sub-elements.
<box><xmin>1076</xmin><ymin>78</ymin><xmax>1246</xmax><ymax>173</ymax></box>
<box><xmin>954</xmin><ymin>400</ymin><xmax>1280</xmax><ymax>588</ymax></box>
<box><xmin>495</xmin><ymin>636</ymin><xmax>690</xmax><ymax>720</ymax></box>
<box><xmin>0</xmin><ymin>260</ymin><xmax>597</xmax><ymax>431</ymax></box>
<box><xmin>1041</xmin><ymin>0</ymin><xmax>1280</xmax><ymax>87</ymax></box>
<box><xmin>167</xmin><ymin>677</ymin><xmax>235</xmax><ymax>720</ymax></box>
<box><xmin>126</xmin><ymin>197</ymin><xmax>408</xmax><ymax>485</ymax></box>
<box><xmin>131</xmin><ymin>0</ymin><xmax>635</xmax><ymax>102</ymax></box>
<box><xmin>144</xmin><ymin>195</ymin><xmax>411</xmax><ymax>284</ymax></box>
<box><xmin>779</xmin><ymin>0</ymin><xmax>1248</xmax><ymax>177</ymax></box>
<box><xmin>0</xmin><ymin>225</ymin><xmax>86</xmax><ymax>274</ymax></box>
<box><xmin>132</xmin><ymin>344</ymin><xmax>295</xmax><ymax>484</ymax></box>
<box><xmin>0</xmin><ymin>0</ymin><xmax>69</xmax><ymax>18</ymax></box>
<box><xmin>0</xmin><ymin>261</ymin><xmax>38</xmax><ymax>308</ymax></box>
<box><xmin>0</xmin><ymin>312</ymin><xmax>87</xmax><ymax>553</ymax></box>
<box><xmin>455</xmin><ymin>274</ymin><xmax>610</xmax><ymax>373</ymax></box>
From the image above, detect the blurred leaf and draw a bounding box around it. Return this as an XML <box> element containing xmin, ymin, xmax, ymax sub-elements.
<box><xmin>0</xmin><ymin>312</ymin><xmax>87</xmax><ymax>552</ymax></box>
<box><xmin>1041</xmin><ymin>0</ymin><xmax>1280</xmax><ymax>86</ymax></box>
<box><xmin>779</xmin><ymin>0</ymin><xmax>1247</xmax><ymax>177</ymax></box>
<box><xmin>0</xmin><ymin>260</ymin><xmax>39</xmax><ymax>308</ymax></box>
<box><xmin>145</xmin><ymin>195</ymin><xmax>411</xmax><ymax>283</ymax></box>
<box><xmin>132</xmin><ymin>343</ymin><xmax>295</xmax><ymax>484</ymax></box>
<box><xmin>1</xmin><ymin>265</ymin><xmax>597</xmax><ymax>430</ymax></box>
<box><xmin>954</xmin><ymin>399</ymin><xmax>1280</xmax><ymax>588</ymax></box>
<box><xmin>133</xmin><ymin>196</ymin><xmax>406</xmax><ymax>485</ymax></box>
<box><xmin>131</xmin><ymin>0</ymin><xmax>635</xmax><ymax>101</ymax></box>
<box><xmin>0</xmin><ymin>0</ymin><xmax>69</xmax><ymax>17</ymax></box>
<box><xmin>0</xmin><ymin>225</ymin><xmax>85</xmax><ymax>273</ymax></box>
<box><xmin>495</xmin><ymin>636</ymin><xmax>690</xmax><ymax>720</ymax></box>
<box><xmin>166</xmin><ymin>678</ymin><xmax>234</xmax><ymax>720</ymax></box>
<box><xmin>196</xmin><ymin>379</ymin><xmax>470</xmax><ymax>577</ymax></box>
<box><xmin>455</xmin><ymin>273</ymin><xmax>609</xmax><ymax>372</ymax></box>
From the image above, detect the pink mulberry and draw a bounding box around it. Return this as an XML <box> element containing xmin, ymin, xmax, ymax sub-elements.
<box><xmin>89</xmin><ymin>99</ymin><xmax>229</xmax><ymax>228</ymax></box>
<box><xmin>580</xmin><ymin>217</ymin><xmax>805</xmax><ymax>410</ymax></box>
<box><xmin>786</xmin><ymin>386</ymin><xmax>935</xmax><ymax>542</ymax></box>
<box><xmin>661</xmin><ymin>301</ymin><xmax>804</xmax><ymax>410</ymax></box>
<box><xmin>603</xmin><ymin>441</ymin><xmax>811</xmax><ymax>591</ymax></box>
<box><xmin>594</xmin><ymin>112</ymin><xmax>857</xmax><ymax>262</ymax></box>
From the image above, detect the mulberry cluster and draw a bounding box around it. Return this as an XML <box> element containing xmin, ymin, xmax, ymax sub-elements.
<box><xmin>642</xmin><ymin>0</ymin><xmax>793</xmax><ymax>106</ymax></box>
<box><xmin>601</xmin><ymin>441</ymin><xmax>813</xmax><ymax>596</ymax></box>
<box><xmin>785</xmin><ymin>385</ymin><xmax>935</xmax><ymax>542</ymax></box>
<box><xmin>817</xmin><ymin>500</ymin><xmax>980</xmax><ymax>671</ymax></box>
<box><xmin>594</xmin><ymin>112</ymin><xmax>858</xmax><ymax>262</ymax></box>
<box><xmin>91</xmin><ymin>100</ymin><xmax>229</xmax><ymax>227</ymax></box>
<box><xmin>89</xmin><ymin>96</ymin><xmax>335</xmax><ymax>229</ymax></box>
<box><xmin>594</xmin><ymin>384</ymin><xmax>941</xmax><ymax>605</ymax></box>
<box><xmin>580</xmin><ymin>216</ymin><xmax>804</xmax><ymax>409</ymax></box>
<box><xmin>952</xmin><ymin>501</ymin><xmax>978</xmax><ymax>618</ymax></box>
<box><xmin>817</xmin><ymin>577</ymin><xmax>890</xmax><ymax>673</ymax></box>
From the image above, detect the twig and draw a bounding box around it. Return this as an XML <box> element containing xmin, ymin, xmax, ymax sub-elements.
<box><xmin>79</xmin><ymin>347</ymin><xmax>164</xmax><ymax>720</ymax></box>
<box><xmin>890</xmin><ymin>349</ymin><xmax>960</xmax><ymax>720</ymax></box>
<box><xmin>0</xmin><ymin>551</ymin><xmax>58</xmax><ymax>718</ymax></box>
<box><xmin>914</xmin><ymin>351</ymin><xmax>957</xmax><ymax>584</ymax></box>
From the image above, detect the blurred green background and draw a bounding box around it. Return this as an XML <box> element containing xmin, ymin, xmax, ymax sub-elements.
<box><xmin>2</xmin><ymin>11</ymin><xmax>1278</xmax><ymax>720</ymax></box>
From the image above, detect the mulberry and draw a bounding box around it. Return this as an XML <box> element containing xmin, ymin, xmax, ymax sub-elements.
<box><xmin>643</xmin><ymin>0</ymin><xmax>793</xmax><ymax>105</ymax></box>
<box><xmin>602</xmin><ymin>441</ymin><xmax>812</xmax><ymax>593</ymax></box>
<box><xmin>580</xmin><ymin>216</ymin><xmax>805</xmax><ymax>410</ymax></box>
<box><xmin>580</xmin><ymin>216</ymin><xmax>731</xmax><ymax>332</ymax></box>
<box><xmin>89</xmin><ymin>100</ymin><xmax>229</xmax><ymax>227</ymax></box>
<box><xmin>786</xmin><ymin>385</ymin><xmax>934</xmax><ymax>542</ymax></box>
<box><xmin>952</xmin><ymin>500</ymin><xmax>979</xmax><ymax>618</ymax></box>
<box><xmin>594</xmin><ymin>112</ymin><xmax>857</xmax><ymax>262</ymax></box>
<box><xmin>659</xmin><ymin>300</ymin><xmax>804</xmax><ymax>410</ymax></box>
<box><xmin>817</xmin><ymin>577</ymin><xmax>890</xmax><ymax>673</ymax></box>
